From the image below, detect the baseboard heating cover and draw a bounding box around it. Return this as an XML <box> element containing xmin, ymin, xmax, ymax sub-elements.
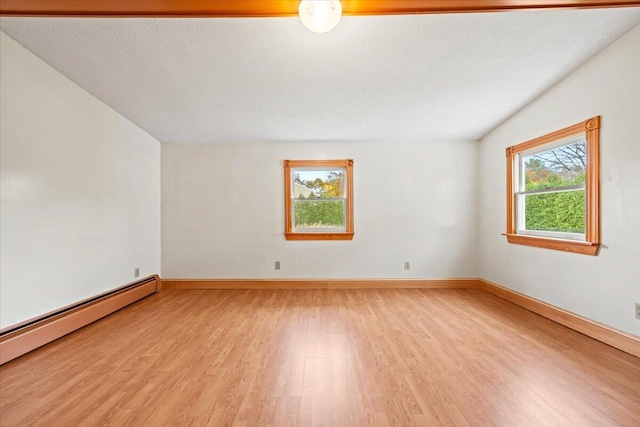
<box><xmin>0</xmin><ymin>275</ymin><xmax>159</xmax><ymax>365</ymax></box>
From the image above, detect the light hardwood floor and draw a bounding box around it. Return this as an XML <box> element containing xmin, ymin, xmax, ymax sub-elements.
<box><xmin>1</xmin><ymin>289</ymin><xmax>639</xmax><ymax>426</ymax></box>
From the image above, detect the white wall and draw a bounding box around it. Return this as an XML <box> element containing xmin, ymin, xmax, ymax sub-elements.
<box><xmin>162</xmin><ymin>141</ymin><xmax>478</xmax><ymax>279</ymax></box>
<box><xmin>0</xmin><ymin>32</ymin><xmax>161</xmax><ymax>329</ymax></box>
<box><xmin>479</xmin><ymin>26</ymin><xmax>640</xmax><ymax>335</ymax></box>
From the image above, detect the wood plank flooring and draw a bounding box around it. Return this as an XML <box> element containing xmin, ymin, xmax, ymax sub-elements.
<box><xmin>1</xmin><ymin>289</ymin><xmax>639</xmax><ymax>426</ymax></box>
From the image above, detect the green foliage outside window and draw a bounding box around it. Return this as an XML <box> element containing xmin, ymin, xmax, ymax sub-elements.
<box><xmin>294</xmin><ymin>200</ymin><xmax>344</xmax><ymax>228</ymax></box>
<box><xmin>525</xmin><ymin>191</ymin><xmax>585</xmax><ymax>233</ymax></box>
<box><xmin>523</xmin><ymin>142</ymin><xmax>586</xmax><ymax>234</ymax></box>
<box><xmin>294</xmin><ymin>171</ymin><xmax>345</xmax><ymax>228</ymax></box>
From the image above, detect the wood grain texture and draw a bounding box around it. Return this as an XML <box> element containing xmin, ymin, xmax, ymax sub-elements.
<box><xmin>479</xmin><ymin>279</ymin><xmax>640</xmax><ymax>358</ymax></box>
<box><xmin>283</xmin><ymin>159</ymin><xmax>354</xmax><ymax>241</ymax></box>
<box><xmin>160</xmin><ymin>278</ymin><xmax>479</xmax><ymax>290</ymax></box>
<box><xmin>506</xmin><ymin>147</ymin><xmax>515</xmax><ymax>234</ymax></box>
<box><xmin>507</xmin><ymin>120</ymin><xmax>586</xmax><ymax>154</ymax></box>
<box><xmin>504</xmin><ymin>233</ymin><xmax>600</xmax><ymax>255</ymax></box>
<box><xmin>585</xmin><ymin>117</ymin><xmax>601</xmax><ymax>243</ymax></box>
<box><xmin>1</xmin><ymin>288</ymin><xmax>638</xmax><ymax>426</ymax></box>
<box><xmin>283</xmin><ymin>160</ymin><xmax>293</xmax><ymax>235</ymax></box>
<box><xmin>0</xmin><ymin>276</ymin><xmax>159</xmax><ymax>365</ymax></box>
<box><xmin>504</xmin><ymin>116</ymin><xmax>601</xmax><ymax>255</ymax></box>
<box><xmin>2</xmin><ymin>0</ymin><xmax>640</xmax><ymax>17</ymax></box>
<box><xmin>161</xmin><ymin>278</ymin><xmax>637</xmax><ymax>356</ymax></box>
<box><xmin>284</xmin><ymin>232</ymin><xmax>355</xmax><ymax>241</ymax></box>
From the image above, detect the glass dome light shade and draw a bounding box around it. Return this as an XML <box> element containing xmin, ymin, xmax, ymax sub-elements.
<box><xmin>298</xmin><ymin>0</ymin><xmax>342</xmax><ymax>34</ymax></box>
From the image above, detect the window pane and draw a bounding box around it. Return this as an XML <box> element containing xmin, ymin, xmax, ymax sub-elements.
<box><xmin>522</xmin><ymin>139</ymin><xmax>586</xmax><ymax>191</ymax></box>
<box><xmin>293</xmin><ymin>169</ymin><xmax>345</xmax><ymax>199</ymax></box>
<box><xmin>521</xmin><ymin>189</ymin><xmax>585</xmax><ymax>234</ymax></box>
<box><xmin>294</xmin><ymin>200</ymin><xmax>345</xmax><ymax>229</ymax></box>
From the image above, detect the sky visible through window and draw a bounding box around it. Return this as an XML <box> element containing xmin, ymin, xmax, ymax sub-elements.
<box><xmin>295</xmin><ymin>170</ymin><xmax>340</xmax><ymax>184</ymax></box>
<box><xmin>294</xmin><ymin>169</ymin><xmax>344</xmax><ymax>198</ymax></box>
<box><xmin>521</xmin><ymin>138</ymin><xmax>587</xmax><ymax>234</ymax></box>
<box><xmin>293</xmin><ymin>169</ymin><xmax>345</xmax><ymax>228</ymax></box>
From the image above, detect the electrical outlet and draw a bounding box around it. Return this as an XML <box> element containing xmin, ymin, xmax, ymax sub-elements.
<box><xmin>134</xmin><ymin>267</ymin><xmax>140</xmax><ymax>278</ymax></box>
<box><xmin>404</xmin><ymin>261</ymin><xmax>410</xmax><ymax>271</ymax></box>
<box><xmin>636</xmin><ymin>303</ymin><xmax>640</xmax><ymax>320</ymax></box>
<box><xmin>275</xmin><ymin>261</ymin><xmax>281</xmax><ymax>270</ymax></box>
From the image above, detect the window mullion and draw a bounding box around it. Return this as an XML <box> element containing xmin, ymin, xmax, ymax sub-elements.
<box><xmin>504</xmin><ymin>116</ymin><xmax>600</xmax><ymax>255</ymax></box>
<box><xmin>516</xmin><ymin>184</ymin><xmax>585</xmax><ymax>196</ymax></box>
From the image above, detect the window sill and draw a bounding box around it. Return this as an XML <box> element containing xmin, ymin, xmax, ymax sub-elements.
<box><xmin>503</xmin><ymin>233</ymin><xmax>600</xmax><ymax>256</ymax></box>
<box><xmin>285</xmin><ymin>232</ymin><xmax>354</xmax><ymax>241</ymax></box>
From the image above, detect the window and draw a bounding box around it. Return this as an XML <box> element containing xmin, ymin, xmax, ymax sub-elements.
<box><xmin>505</xmin><ymin>117</ymin><xmax>600</xmax><ymax>255</ymax></box>
<box><xmin>283</xmin><ymin>159</ymin><xmax>354</xmax><ymax>240</ymax></box>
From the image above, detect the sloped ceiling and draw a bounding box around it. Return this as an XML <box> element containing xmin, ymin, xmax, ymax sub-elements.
<box><xmin>1</xmin><ymin>9</ymin><xmax>639</xmax><ymax>143</ymax></box>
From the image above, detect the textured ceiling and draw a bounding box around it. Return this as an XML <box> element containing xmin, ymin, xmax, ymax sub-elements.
<box><xmin>1</xmin><ymin>9</ymin><xmax>639</xmax><ymax>143</ymax></box>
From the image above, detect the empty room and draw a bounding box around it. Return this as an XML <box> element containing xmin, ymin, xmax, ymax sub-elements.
<box><xmin>1</xmin><ymin>1</ymin><xmax>639</xmax><ymax>425</ymax></box>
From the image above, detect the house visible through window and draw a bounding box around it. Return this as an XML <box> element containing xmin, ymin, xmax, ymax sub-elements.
<box><xmin>284</xmin><ymin>160</ymin><xmax>353</xmax><ymax>240</ymax></box>
<box><xmin>505</xmin><ymin>117</ymin><xmax>600</xmax><ymax>255</ymax></box>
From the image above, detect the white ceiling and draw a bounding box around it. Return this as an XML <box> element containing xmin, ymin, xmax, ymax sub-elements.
<box><xmin>1</xmin><ymin>9</ymin><xmax>639</xmax><ymax>143</ymax></box>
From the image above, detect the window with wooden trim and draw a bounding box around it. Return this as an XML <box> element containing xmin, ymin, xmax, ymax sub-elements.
<box><xmin>505</xmin><ymin>117</ymin><xmax>601</xmax><ymax>255</ymax></box>
<box><xmin>283</xmin><ymin>159</ymin><xmax>354</xmax><ymax>241</ymax></box>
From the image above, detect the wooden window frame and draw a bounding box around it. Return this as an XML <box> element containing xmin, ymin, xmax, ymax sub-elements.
<box><xmin>504</xmin><ymin>116</ymin><xmax>601</xmax><ymax>256</ymax></box>
<box><xmin>3</xmin><ymin>1</ymin><xmax>640</xmax><ymax>17</ymax></box>
<box><xmin>284</xmin><ymin>159</ymin><xmax>354</xmax><ymax>241</ymax></box>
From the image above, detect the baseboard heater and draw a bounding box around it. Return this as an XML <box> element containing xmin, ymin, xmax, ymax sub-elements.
<box><xmin>0</xmin><ymin>275</ymin><xmax>159</xmax><ymax>365</ymax></box>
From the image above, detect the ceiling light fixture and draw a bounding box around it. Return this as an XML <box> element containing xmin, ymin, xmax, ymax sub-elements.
<box><xmin>298</xmin><ymin>0</ymin><xmax>342</xmax><ymax>33</ymax></box>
